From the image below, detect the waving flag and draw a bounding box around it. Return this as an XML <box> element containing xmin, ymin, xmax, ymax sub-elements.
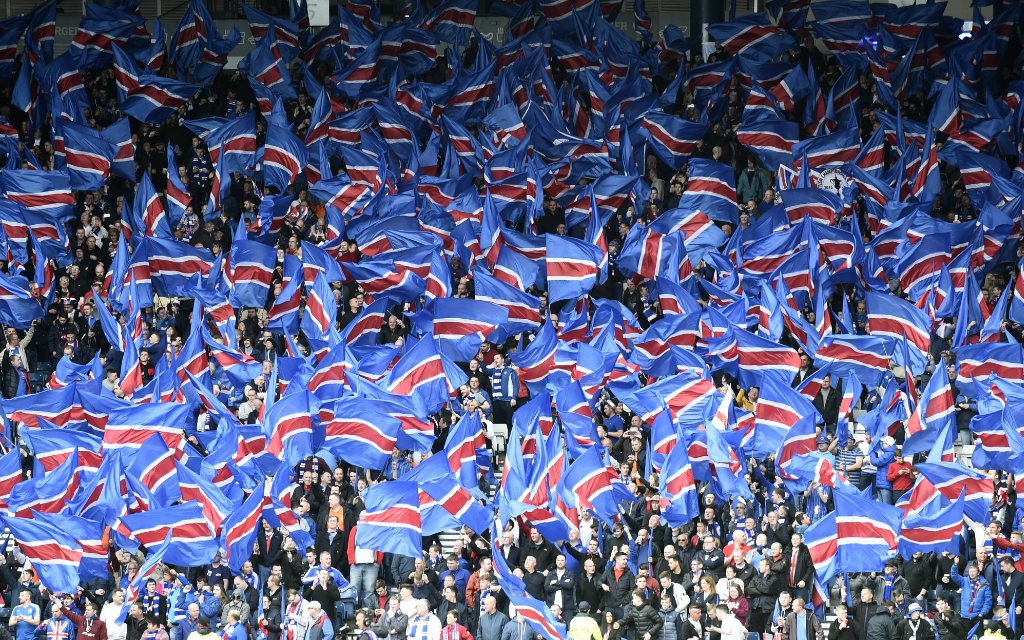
<box><xmin>0</xmin><ymin>271</ymin><xmax>44</xmax><ymax>327</ymax></box>
<box><xmin>864</xmin><ymin>291</ymin><xmax>930</xmax><ymax>373</ymax></box>
<box><xmin>0</xmin><ymin>169</ymin><xmax>76</xmax><ymax>221</ymax></box>
<box><xmin>659</xmin><ymin>433</ymin><xmax>699</xmax><ymax>526</ymax></box>
<box><xmin>915</xmin><ymin>461</ymin><xmax>993</xmax><ymax>524</ymax></box>
<box><xmin>1</xmin><ymin>514</ymin><xmax>81</xmax><ymax>593</ymax></box>
<box><xmin>112</xmin><ymin>501</ymin><xmax>218</xmax><ymax>566</ymax></box>
<box><xmin>736</xmin><ymin>119</ymin><xmax>798</xmax><ymax>170</ymax></box>
<box><xmin>263</xmin><ymin>122</ymin><xmax>308</xmax><ymax>191</ymax></box>
<box><xmin>32</xmin><ymin>513</ymin><xmax>108</xmax><ymax>583</ymax></box>
<box><xmin>898</xmin><ymin>489</ymin><xmax>964</xmax><ymax>558</ymax></box>
<box><xmin>706</xmin><ymin>14</ymin><xmax>796</xmax><ymax>60</ymax></box>
<box><xmin>492</xmin><ymin>549</ymin><xmax>567</xmax><ymax>640</ymax></box>
<box><xmin>103</xmin><ymin>402</ymin><xmax>188</xmax><ymax>452</ymax></box>
<box><xmin>221</xmin><ymin>489</ymin><xmax>268</xmax><ymax>572</ymax></box>
<box><xmin>793</xmin><ymin>127</ymin><xmax>860</xmax><ymax>169</ymax></box>
<box><xmin>431</xmin><ymin>298</ymin><xmax>509</xmax><ymax>361</ymax></box>
<box><xmin>322</xmin><ymin>397</ymin><xmax>401</xmax><ymax>470</ymax></box>
<box><xmin>732</xmin><ymin>328</ymin><xmax>799</xmax><ymax>387</ymax></box>
<box><xmin>678</xmin><ymin>158</ymin><xmax>739</xmax><ymax>224</ymax></box>
<box><xmin>546</xmin><ymin>234</ymin><xmax>603</xmax><ymax>302</ymax></box>
<box><xmin>834</xmin><ymin>490</ymin><xmax>902</xmax><ymax>572</ymax></box>
<box><xmin>23</xmin><ymin>427</ymin><xmax>102</xmax><ymax>475</ymax></box>
<box><xmin>903</xmin><ymin>362</ymin><xmax>955</xmax><ymax>448</ymax></box>
<box><xmin>814</xmin><ymin>335</ymin><xmax>892</xmax><ymax>388</ymax></box>
<box><xmin>137</xmin><ymin>238</ymin><xmax>213</xmax><ymax>297</ymax></box>
<box><xmin>9</xmin><ymin>449</ymin><xmax>80</xmax><ymax>517</ymax></box>
<box><xmin>58</xmin><ymin>120</ymin><xmax>116</xmax><ymax>191</ymax></box>
<box><xmin>385</xmin><ymin>336</ymin><xmax>455</xmax><ymax>415</ymax></box>
<box><xmin>559</xmin><ymin>446</ymin><xmax>629</xmax><ymax>521</ymax></box>
<box><xmin>264</xmin><ymin>389</ymin><xmax>317</xmax><ymax>468</ymax></box>
<box><xmin>355</xmin><ymin>480</ymin><xmax>422</xmax><ymax>558</ymax></box>
<box><xmin>639</xmin><ymin>111</ymin><xmax>709</xmax><ymax>170</ymax></box>
<box><xmin>175</xmin><ymin>461</ymin><xmax>234</xmax><ymax>531</ymax></box>
<box><xmin>127</xmin><ymin>433</ymin><xmax>182</xmax><ymax>508</ymax></box>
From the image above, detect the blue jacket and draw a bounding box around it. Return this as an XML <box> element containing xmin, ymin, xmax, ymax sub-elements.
<box><xmin>870</xmin><ymin>445</ymin><xmax>896</xmax><ymax>489</ymax></box>
<box><xmin>486</xmin><ymin>366</ymin><xmax>518</xmax><ymax>401</ymax></box>
<box><xmin>198</xmin><ymin>593</ymin><xmax>221</xmax><ymax>627</ymax></box>
<box><xmin>950</xmin><ymin>564</ymin><xmax>992</xmax><ymax>619</ymax></box>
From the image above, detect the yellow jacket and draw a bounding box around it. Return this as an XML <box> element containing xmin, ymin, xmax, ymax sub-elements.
<box><xmin>567</xmin><ymin>614</ymin><xmax>602</xmax><ymax>640</ymax></box>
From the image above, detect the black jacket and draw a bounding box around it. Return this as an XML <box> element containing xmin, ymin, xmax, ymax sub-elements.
<box><xmin>851</xmin><ymin>602</ymin><xmax>877</xmax><ymax>640</ymax></box>
<box><xmin>896</xmin><ymin>618</ymin><xmax>933</xmax><ymax>640</ymax></box>
<box><xmin>254</xmin><ymin>531</ymin><xmax>283</xmax><ymax>568</ymax></box>
<box><xmin>302</xmin><ymin>582</ymin><xmax>340</xmax><ymax>625</ymax></box>
<box><xmin>783</xmin><ymin>544</ymin><xmax>815</xmax><ymax>589</ymax></box>
<box><xmin>865</xmin><ymin>610</ymin><xmax>897</xmax><ymax>640</ymax></box>
<box><xmin>620</xmin><ymin>603</ymin><xmax>663</xmax><ymax>638</ymax></box>
<box><xmin>522</xmin><ymin>570</ymin><xmax>545</xmax><ymax>601</ymax></box>
<box><xmin>600</xmin><ymin>566</ymin><xmax>636</xmax><ymax>609</ymax></box>
<box><xmin>313</xmin><ymin>530</ymin><xmax>347</xmax><ymax>571</ymax></box>
<box><xmin>999</xmin><ymin>569</ymin><xmax>1024</xmax><ymax>611</ymax></box>
<box><xmin>544</xmin><ymin>569</ymin><xmax>575</xmax><ymax>610</ymax></box>
<box><xmin>520</xmin><ymin>540</ymin><xmax>556</xmax><ymax>571</ymax></box>
<box><xmin>933</xmin><ymin>610</ymin><xmax>967</xmax><ymax>640</ymax></box>
<box><xmin>679</xmin><ymin>619</ymin><xmax>703</xmax><ymax>640</ymax></box>
<box><xmin>746</xmin><ymin>570</ymin><xmax>782</xmax><ymax>612</ymax></box>
<box><xmin>814</xmin><ymin>387</ymin><xmax>841</xmax><ymax>426</ymax></box>
<box><xmin>575</xmin><ymin>572</ymin><xmax>604</xmax><ymax>612</ymax></box>
<box><xmin>828</xmin><ymin>618</ymin><xmax>864</xmax><ymax>640</ymax></box>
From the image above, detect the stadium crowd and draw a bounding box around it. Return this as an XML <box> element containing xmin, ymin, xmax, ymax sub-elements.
<box><xmin>0</xmin><ymin>0</ymin><xmax>1023</xmax><ymax>640</ymax></box>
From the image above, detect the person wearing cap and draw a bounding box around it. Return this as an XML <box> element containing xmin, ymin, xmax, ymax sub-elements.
<box><xmin>184</xmin><ymin>617</ymin><xmax>216</xmax><ymax>640</ymax></box>
<box><xmin>895</xmin><ymin>602</ymin><xmax>931</xmax><ymax>640</ymax></box>
<box><xmin>870</xmin><ymin>436</ymin><xmax>898</xmax><ymax>505</ymax></box>
<box><xmin>873</xmin><ymin>560</ymin><xmax>909</xmax><ymax>606</ymax></box>
<box><xmin>567</xmin><ymin>601</ymin><xmax>600</xmax><ymax>640</ymax></box>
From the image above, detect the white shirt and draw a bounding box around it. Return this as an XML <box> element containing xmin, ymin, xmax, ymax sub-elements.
<box><xmin>100</xmin><ymin>603</ymin><xmax>128</xmax><ymax>640</ymax></box>
<box><xmin>718</xmin><ymin>614</ymin><xmax>747</xmax><ymax>640</ymax></box>
<box><xmin>406</xmin><ymin>613</ymin><xmax>441</xmax><ymax>640</ymax></box>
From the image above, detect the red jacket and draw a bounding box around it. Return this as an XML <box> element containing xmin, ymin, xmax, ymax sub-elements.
<box><xmin>886</xmin><ymin>461</ymin><xmax>914</xmax><ymax>491</ymax></box>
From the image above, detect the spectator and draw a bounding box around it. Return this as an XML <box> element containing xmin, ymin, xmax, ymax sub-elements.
<box><xmin>828</xmin><ymin>604</ymin><xmax>863</xmax><ymax>640</ymax></box>
<box><xmin>476</xmin><ymin>596</ymin><xmax>508</xmax><ymax>640</ymax></box>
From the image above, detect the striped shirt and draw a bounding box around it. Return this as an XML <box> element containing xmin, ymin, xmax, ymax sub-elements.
<box><xmin>836</xmin><ymin>445</ymin><xmax>863</xmax><ymax>486</ymax></box>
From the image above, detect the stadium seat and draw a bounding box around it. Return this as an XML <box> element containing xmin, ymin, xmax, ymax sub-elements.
<box><xmin>491</xmin><ymin>422</ymin><xmax>509</xmax><ymax>455</ymax></box>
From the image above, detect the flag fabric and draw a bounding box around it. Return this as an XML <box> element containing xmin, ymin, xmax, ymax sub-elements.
<box><xmin>1</xmin><ymin>514</ymin><xmax>81</xmax><ymax>593</ymax></box>
<box><xmin>833</xmin><ymin>490</ymin><xmax>903</xmax><ymax>572</ymax></box>
<box><xmin>112</xmin><ymin>501</ymin><xmax>218</xmax><ymax>566</ymax></box>
<box><xmin>263</xmin><ymin>389</ymin><xmax>317</xmax><ymax>468</ymax></box>
<box><xmin>322</xmin><ymin>397</ymin><xmax>401</xmax><ymax>470</ymax></box>
<box><xmin>220</xmin><ymin>489</ymin><xmax>268</xmax><ymax>572</ymax></box>
<box><xmin>897</xmin><ymin>490</ymin><xmax>965</xmax><ymax>558</ymax></box>
<box><xmin>8</xmin><ymin>0</ymin><xmax>1024</xmax><ymax>611</ymax></box>
<box><xmin>354</xmin><ymin>480</ymin><xmax>422</xmax><ymax>558</ymax></box>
